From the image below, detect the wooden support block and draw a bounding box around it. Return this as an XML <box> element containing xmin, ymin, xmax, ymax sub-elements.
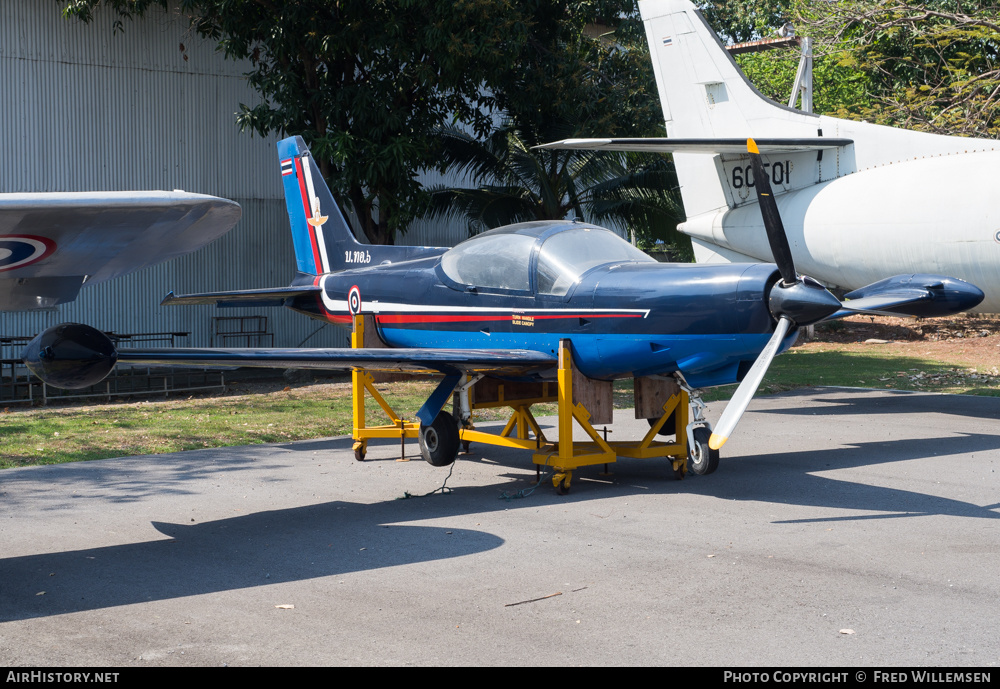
<box><xmin>634</xmin><ymin>376</ymin><xmax>681</xmax><ymax>419</ymax></box>
<box><xmin>572</xmin><ymin>363</ymin><xmax>612</xmax><ymax>426</ymax></box>
<box><xmin>472</xmin><ymin>377</ymin><xmax>552</xmax><ymax>406</ymax></box>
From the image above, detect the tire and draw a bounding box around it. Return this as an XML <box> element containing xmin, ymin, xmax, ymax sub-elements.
<box><xmin>419</xmin><ymin>412</ymin><xmax>460</xmax><ymax>467</ymax></box>
<box><xmin>688</xmin><ymin>426</ymin><xmax>719</xmax><ymax>475</ymax></box>
<box><xmin>647</xmin><ymin>410</ymin><xmax>677</xmax><ymax>436</ymax></box>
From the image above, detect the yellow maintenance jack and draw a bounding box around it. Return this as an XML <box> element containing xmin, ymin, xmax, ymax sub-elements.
<box><xmin>348</xmin><ymin>317</ymin><xmax>716</xmax><ymax>494</ymax></box>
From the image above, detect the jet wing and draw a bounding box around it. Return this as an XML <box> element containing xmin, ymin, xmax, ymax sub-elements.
<box><xmin>0</xmin><ymin>191</ymin><xmax>241</xmax><ymax>310</ymax></box>
<box><xmin>536</xmin><ymin>138</ymin><xmax>854</xmax><ymax>154</ymax></box>
<box><xmin>161</xmin><ymin>286</ymin><xmax>322</xmax><ymax>308</ymax></box>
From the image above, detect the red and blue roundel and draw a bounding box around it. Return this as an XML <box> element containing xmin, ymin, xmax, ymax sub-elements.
<box><xmin>0</xmin><ymin>235</ymin><xmax>56</xmax><ymax>272</ymax></box>
<box><xmin>348</xmin><ymin>285</ymin><xmax>362</xmax><ymax>315</ymax></box>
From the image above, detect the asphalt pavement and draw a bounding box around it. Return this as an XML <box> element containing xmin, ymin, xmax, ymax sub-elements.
<box><xmin>1</xmin><ymin>388</ymin><xmax>998</xmax><ymax>666</ymax></box>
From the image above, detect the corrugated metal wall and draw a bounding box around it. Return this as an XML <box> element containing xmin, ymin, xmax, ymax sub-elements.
<box><xmin>0</xmin><ymin>1</ymin><xmax>471</xmax><ymax>348</ymax></box>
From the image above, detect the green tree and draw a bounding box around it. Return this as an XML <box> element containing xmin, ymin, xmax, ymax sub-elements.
<box><xmin>60</xmin><ymin>0</ymin><xmax>663</xmax><ymax>245</ymax></box>
<box><xmin>694</xmin><ymin>1</ymin><xmax>875</xmax><ymax>123</ymax></box>
<box><xmin>427</xmin><ymin>122</ymin><xmax>688</xmax><ymax>257</ymax></box>
<box><xmin>698</xmin><ymin>0</ymin><xmax>792</xmax><ymax>42</ymax></box>
<box><xmin>795</xmin><ymin>1</ymin><xmax>1000</xmax><ymax>136</ymax></box>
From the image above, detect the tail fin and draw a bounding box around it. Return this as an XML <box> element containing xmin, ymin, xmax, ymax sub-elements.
<box><xmin>640</xmin><ymin>0</ymin><xmax>819</xmax><ymax>140</ymax></box>
<box><xmin>639</xmin><ymin>0</ymin><xmax>823</xmax><ymax>222</ymax></box>
<box><xmin>277</xmin><ymin>136</ymin><xmax>443</xmax><ymax>275</ymax></box>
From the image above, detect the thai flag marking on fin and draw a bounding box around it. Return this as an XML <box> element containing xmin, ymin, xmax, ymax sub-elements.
<box><xmin>280</xmin><ymin>159</ymin><xmax>294</xmax><ymax>176</ymax></box>
<box><xmin>662</xmin><ymin>36</ymin><xmax>672</xmax><ymax>46</ymax></box>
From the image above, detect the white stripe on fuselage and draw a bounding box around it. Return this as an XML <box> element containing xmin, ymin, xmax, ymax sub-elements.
<box><xmin>319</xmin><ymin>274</ymin><xmax>650</xmax><ymax>317</ymax></box>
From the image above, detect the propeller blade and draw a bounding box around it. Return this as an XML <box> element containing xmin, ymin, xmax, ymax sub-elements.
<box><xmin>748</xmin><ymin>138</ymin><xmax>797</xmax><ymax>286</ymax></box>
<box><xmin>709</xmin><ymin>315</ymin><xmax>793</xmax><ymax>450</ymax></box>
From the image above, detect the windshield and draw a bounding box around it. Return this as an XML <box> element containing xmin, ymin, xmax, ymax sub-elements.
<box><xmin>536</xmin><ymin>226</ymin><xmax>655</xmax><ymax>295</ymax></box>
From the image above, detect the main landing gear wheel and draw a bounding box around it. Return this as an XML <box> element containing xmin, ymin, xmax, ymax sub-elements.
<box><xmin>419</xmin><ymin>412</ymin><xmax>460</xmax><ymax>467</ymax></box>
<box><xmin>688</xmin><ymin>426</ymin><xmax>719</xmax><ymax>476</ymax></box>
<box><xmin>647</xmin><ymin>411</ymin><xmax>677</xmax><ymax>436</ymax></box>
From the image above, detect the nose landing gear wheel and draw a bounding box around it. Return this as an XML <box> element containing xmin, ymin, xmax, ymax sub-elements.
<box><xmin>419</xmin><ymin>412</ymin><xmax>460</xmax><ymax>467</ymax></box>
<box><xmin>689</xmin><ymin>426</ymin><xmax>719</xmax><ymax>475</ymax></box>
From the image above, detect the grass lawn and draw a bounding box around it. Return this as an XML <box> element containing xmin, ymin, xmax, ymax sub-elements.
<box><xmin>2</xmin><ymin>343</ymin><xmax>998</xmax><ymax>469</ymax></box>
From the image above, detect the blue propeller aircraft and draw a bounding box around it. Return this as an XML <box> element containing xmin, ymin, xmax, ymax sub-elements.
<box><xmin>23</xmin><ymin>136</ymin><xmax>984</xmax><ymax>478</ymax></box>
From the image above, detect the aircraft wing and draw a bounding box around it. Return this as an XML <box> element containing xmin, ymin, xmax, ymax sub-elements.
<box><xmin>113</xmin><ymin>347</ymin><xmax>557</xmax><ymax>377</ymax></box>
<box><xmin>21</xmin><ymin>323</ymin><xmax>559</xmax><ymax>390</ymax></box>
<box><xmin>0</xmin><ymin>191</ymin><xmax>241</xmax><ymax>310</ymax></box>
<box><xmin>161</xmin><ymin>286</ymin><xmax>322</xmax><ymax>308</ymax></box>
<box><xmin>536</xmin><ymin>137</ymin><xmax>854</xmax><ymax>154</ymax></box>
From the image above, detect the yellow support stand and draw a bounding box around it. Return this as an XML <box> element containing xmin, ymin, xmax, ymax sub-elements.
<box><xmin>347</xmin><ymin>322</ymin><xmax>690</xmax><ymax>490</ymax></box>
<box><xmin>529</xmin><ymin>340</ymin><xmax>689</xmax><ymax>492</ymax></box>
<box><xmin>351</xmin><ymin>314</ymin><xmax>419</xmax><ymax>461</ymax></box>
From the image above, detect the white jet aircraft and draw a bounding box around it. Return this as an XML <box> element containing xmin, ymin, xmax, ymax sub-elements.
<box><xmin>540</xmin><ymin>0</ymin><xmax>1000</xmax><ymax>313</ymax></box>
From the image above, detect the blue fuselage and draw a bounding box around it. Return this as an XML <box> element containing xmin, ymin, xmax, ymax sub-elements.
<box><xmin>288</xmin><ymin>256</ymin><xmax>791</xmax><ymax>389</ymax></box>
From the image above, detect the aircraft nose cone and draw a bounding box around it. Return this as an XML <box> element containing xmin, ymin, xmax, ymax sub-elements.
<box><xmin>769</xmin><ymin>279</ymin><xmax>842</xmax><ymax>326</ymax></box>
<box><xmin>21</xmin><ymin>323</ymin><xmax>117</xmax><ymax>389</ymax></box>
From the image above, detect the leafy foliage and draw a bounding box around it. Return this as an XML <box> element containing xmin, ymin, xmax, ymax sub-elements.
<box><xmin>795</xmin><ymin>0</ymin><xmax>1000</xmax><ymax>136</ymax></box>
<box><xmin>427</xmin><ymin>122</ymin><xmax>687</xmax><ymax>254</ymax></box>
<box><xmin>59</xmin><ymin>0</ymin><xmax>663</xmax><ymax>244</ymax></box>
<box><xmin>698</xmin><ymin>0</ymin><xmax>793</xmax><ymax>42</ymax></box>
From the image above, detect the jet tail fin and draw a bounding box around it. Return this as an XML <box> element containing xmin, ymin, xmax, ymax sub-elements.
<box><xmin>278</xmin><ymin>137</ymin><xmax>443</xmax><ymax>276</ymax></box>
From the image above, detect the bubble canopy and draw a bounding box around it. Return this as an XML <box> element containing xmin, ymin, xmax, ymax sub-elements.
<box><xmin>439</xmin><ymin>221</ymin><xmax>655</xmax><ymax>295</ymax></box>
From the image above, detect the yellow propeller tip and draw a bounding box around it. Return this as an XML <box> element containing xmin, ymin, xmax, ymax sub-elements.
<box><xmin>747</xmin><ymin>138</ymin><xmax>759</xmax><ymax>154</ymax></box>
<box><xmin>709</xmin><ymin>433</ymin><xmax>727</xmax><ymax>450</ymax></box>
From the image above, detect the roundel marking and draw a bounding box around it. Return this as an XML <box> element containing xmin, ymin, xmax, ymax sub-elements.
<box><xmin>348</xmin><ymin>285</ymin><xmax>362</xmax><ymax>315</ymax></box>
<box><xmin>994</xmin><ymin>229</ymin><xmax>1000</xmax><ymax>244</ymax></box>
<box><xmin>0</xmin><ymin>235</ymin><xmax>56</xmax><ymax>272</ymax></box>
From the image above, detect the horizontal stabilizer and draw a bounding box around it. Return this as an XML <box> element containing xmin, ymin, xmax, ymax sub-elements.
<box><xmin>536</xmin><ymin>138</ymin><xmax>853</xmax><ymax>154</ymax></box>
<box><xmin>161</xmin><ymin>286</ymin><xmax>321</xmax><ymax>308</ymax></box>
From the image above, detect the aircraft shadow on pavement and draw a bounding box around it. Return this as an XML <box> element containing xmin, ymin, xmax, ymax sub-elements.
<box><xmin>4</xmin><ymin>394</ymin><xmax>999</xmax><ymax>621</ymax></box>
<box><xmin>0</xmin><ymin>497</ymin><xmax>504</xmax><ymax>623</ymax></box>
<box><xmin>669</xmin><ymin>430</ymin><xmax>1000</xmax><ymax>523</ymax></box>
<box><xmin>747</xmin><ymin>387</ymin><xmax>1000</xmax><ymax>422</ymax></box>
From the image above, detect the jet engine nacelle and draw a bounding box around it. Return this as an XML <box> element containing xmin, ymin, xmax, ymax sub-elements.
<box><xmin>22</xmin><ymin>323</ymin><xmax>118</xmax><ymax>389</ymax></box>
<box><xmin>686</xmin><ymin>151</ymin><xmax>1000</xmax><ymax>311</ymax></box>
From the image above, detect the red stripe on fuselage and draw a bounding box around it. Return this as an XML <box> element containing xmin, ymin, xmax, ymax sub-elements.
<box><xmin>375</xmin><ymin>313</ymin><xmax>643</xmax><ymax>324</ymax></box>
<box><xmin>294</xmin><ymin>156</ymin><xmax>323</xmax><ymax>273</ymax></box>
